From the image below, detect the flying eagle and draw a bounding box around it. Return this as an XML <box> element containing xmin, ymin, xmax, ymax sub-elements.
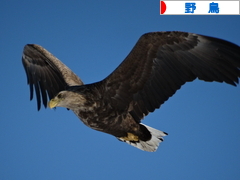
<box><xmin>22</xmin><ymin>31</ymin><xmax>240</xmax><ymax>152</ymax></box>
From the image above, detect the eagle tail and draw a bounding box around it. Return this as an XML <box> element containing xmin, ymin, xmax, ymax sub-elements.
<box><xmin>118</xmin><ymin>123</ymin><xmax>168</xmax><ymax>152</ymax></box>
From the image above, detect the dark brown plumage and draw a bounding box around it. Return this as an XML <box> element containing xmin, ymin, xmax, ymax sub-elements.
<box><xmin>22</xmin><ymin>31</ymin><xmax>240</xmax><ymax>152</ymax></box>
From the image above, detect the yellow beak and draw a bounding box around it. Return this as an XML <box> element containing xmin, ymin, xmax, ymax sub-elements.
<box><xmin>48</xmin><ymin>98</ymin><xmax>61</xmax><ymax>109</ymax></box>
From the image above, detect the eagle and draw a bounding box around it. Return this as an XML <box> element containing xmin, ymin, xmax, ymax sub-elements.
<box><xmin>22</xmin><ymin>31</ymin><xmax>240</xmax><ymax>152</ymax></box>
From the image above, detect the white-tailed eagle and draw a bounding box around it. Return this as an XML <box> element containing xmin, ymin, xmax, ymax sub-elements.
<box><xmin>22</xmin><ymin>31</ymin><xmax>240</xmax><ymax>152</ymax></box>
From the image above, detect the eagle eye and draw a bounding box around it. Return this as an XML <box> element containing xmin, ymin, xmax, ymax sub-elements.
<box><xmin>57</xmin><ymin>93</ymin><xmax>63</xmax><ymax>99</ymax></box>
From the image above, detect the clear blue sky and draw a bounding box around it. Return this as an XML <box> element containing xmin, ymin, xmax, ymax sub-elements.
<box><xmin>1</xmin><ymin>1</ymin><xmax>240</xmax><ymax>180</ymax></box>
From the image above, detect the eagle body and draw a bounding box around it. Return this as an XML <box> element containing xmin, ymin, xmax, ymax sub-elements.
<box><xmin>49</xmin><ymin>84</ymin><xmax>166</xmax><ymax>149</ymax></box>
<box><xmin>22</xmin><ymin>31</ymin><xmax>240</xmax><ymax>152</ymax></box>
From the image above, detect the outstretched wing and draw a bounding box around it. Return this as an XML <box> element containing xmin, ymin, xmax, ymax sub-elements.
<box><xmin>22</xmin><ymin>44</ymin><xmax>83</xmax><ymax>110</ymax></box>
<box><xmin>100</xmin><ymin>31</ymin><xmax>240</xmax><ymax>122</ymax></box>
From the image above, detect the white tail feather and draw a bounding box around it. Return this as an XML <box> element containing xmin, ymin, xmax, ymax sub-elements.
<box><xmin>118</xmin><ymin>123</ymin><xmax>168</xmax><ymax>152</ymax></box>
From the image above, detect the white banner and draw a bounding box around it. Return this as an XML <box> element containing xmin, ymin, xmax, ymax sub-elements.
<box><xmin>160</xmin><ymin>1</ymin><xmax>240</xmax><ymax>15</ymax></box>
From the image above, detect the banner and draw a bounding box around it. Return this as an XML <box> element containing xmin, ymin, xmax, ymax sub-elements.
<box><xmin>160</xmin><ymin>1</ymin><xmax>240</xmax><ymax>15</ymax></box>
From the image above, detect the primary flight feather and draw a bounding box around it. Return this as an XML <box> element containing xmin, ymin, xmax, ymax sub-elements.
<box><xmin>22</xmin><ymin>31</ymin><xmax>240</xmax><ymax>152</ymax></box>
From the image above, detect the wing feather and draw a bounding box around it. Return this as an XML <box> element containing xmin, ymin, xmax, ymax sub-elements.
<box><xmin>99</xmin><ymin>31</ymin><xmax>240</xmax><ymax>122</ymax></box>
<box><xmin>22</xmin><ymin>44</ymin><xmax>83</xmax><ymax>110</ymax></box>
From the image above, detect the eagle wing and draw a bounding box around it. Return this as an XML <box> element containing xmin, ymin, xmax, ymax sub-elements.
<box><xmin>101</xmin><ymin>31</ymin><xmax>240</xmax><ymax>122</ymax></box>
<box><xmin>22</xmin><ymin>44</ymin><xmax>83</xmax><ymax>110</ymax></box>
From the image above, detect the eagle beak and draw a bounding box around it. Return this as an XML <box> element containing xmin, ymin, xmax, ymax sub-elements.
<box><xmin>48</xmin><ymin>98</ymin><xmax>60</xmax><ymax>109</ymax></box>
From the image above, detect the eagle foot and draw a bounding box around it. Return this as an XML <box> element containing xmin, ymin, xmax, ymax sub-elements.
<box><xmin>119</xmin><ymin>133</ymin><xmax>139</xmax><ymax>141</ymax></box>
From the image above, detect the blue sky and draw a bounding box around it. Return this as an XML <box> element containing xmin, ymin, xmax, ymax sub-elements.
<box><xmin>1</xmin><ymin>1</ymin><xmax>240</xmax><ymax>180</ymax></box>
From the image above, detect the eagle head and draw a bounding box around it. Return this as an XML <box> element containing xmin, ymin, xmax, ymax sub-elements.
<box><xmin>48</xmin><ymin>90</ymin><xmax>87</xmax><ymax>110</ymax></box>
